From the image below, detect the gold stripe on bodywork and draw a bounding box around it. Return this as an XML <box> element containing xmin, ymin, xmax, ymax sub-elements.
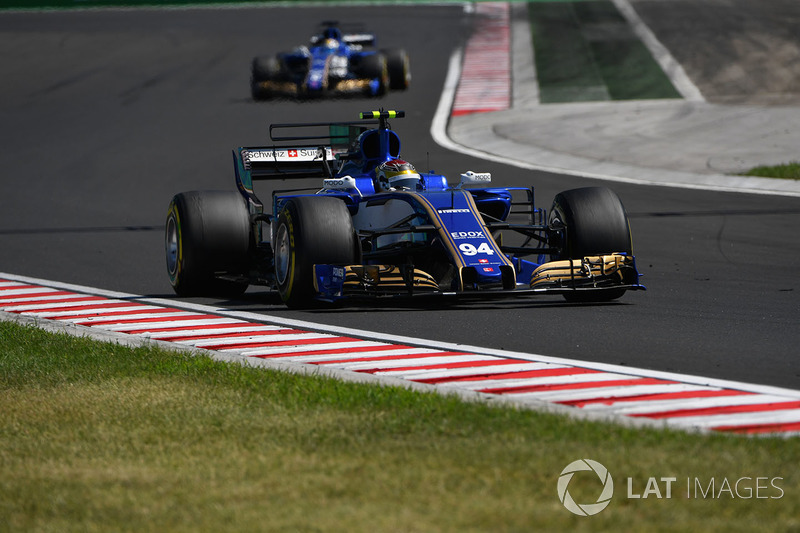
<box><xmin>408</xmin><ymin>192</ymin><xmax>466</xmax><ymax>290</ymax></box>
<box><xmin>460</xmin><ymin>190</ymin><xmax>515</xmax><ymax>270</ymax></box>
<box><xmin>530</xmin><ymin>254</ymin><xmax>634</xmax><ymax>289</ymax></box>
<box><xmin>411</xmin><ymin>191</ymin><xmax>514</xmax><ymax>289</ymax></box>
<box><xmin>407</xmin><ymin>192</ymin><xmax>461</xmax><ymax>263</ymax></box>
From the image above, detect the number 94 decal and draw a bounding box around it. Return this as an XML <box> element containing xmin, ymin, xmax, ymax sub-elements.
<box><xmin>459</xmin><ymin>242</ymin><xmax>495</xmax><ymax>256</ymax></box>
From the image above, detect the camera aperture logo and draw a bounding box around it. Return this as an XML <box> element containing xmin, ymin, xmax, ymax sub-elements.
<box><xmin>558</xmin><ymin>460</ymin><xmax>785</xmax><ymax>517</ymax></box>
<box><xmin>557</xmin><ymin>459</ymin><xmax>614</xmax><ymax>516</ymax></box>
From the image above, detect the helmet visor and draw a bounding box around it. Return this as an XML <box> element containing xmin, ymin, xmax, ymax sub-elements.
<box><xmin>388</xmin><ymin>174</ymin><xmax>421</xmax><ymax>191</ymax></box>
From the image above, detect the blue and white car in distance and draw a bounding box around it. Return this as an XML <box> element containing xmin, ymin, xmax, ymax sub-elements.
<box><xmin>251</xmin><ymin>22</ymin><xmax>410</xmax><ymax>100</ymax></box>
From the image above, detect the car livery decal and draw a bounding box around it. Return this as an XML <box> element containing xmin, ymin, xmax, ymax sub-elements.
<box><xmin>3</xmin><ymin>274</ymin><xmax>800</xmax><ymax>437</ymax></box>
<box><xmin>306</xmin><ymin>54</ymin><xmax>332</xmax><ymax>91</ymax></box>
<box><xmin>410</xmin><ymin>190</ymin><xmax>514</xmax><ymax>281</ymax></box>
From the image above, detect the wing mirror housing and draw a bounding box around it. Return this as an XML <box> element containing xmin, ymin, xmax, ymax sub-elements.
<box><xmin>458</xmin><ymin>171</ymin><xmax>492</xmax><ymax>188</ymax></box>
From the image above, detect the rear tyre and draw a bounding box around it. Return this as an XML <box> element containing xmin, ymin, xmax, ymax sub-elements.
<box><xmin>166</xmin><ymin>191</ymin><xmax>251</xmax><ymax>298</ymax></box>
<box><xmin>273</xmin><ymin>196</ymin><xmax>360</xmax><ymax>308</ymax></box>
<box><xmin>383</xmin><ymin>48</ymin><xmax>410</xmax><ymax>90</ymax></box>
<box><xmin>550</xmin><ymin>187</ymin><xmax>632</xmax><ymax>302</ymax></box>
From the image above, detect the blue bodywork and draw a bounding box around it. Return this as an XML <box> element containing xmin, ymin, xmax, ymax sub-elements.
<box><xmin>251</xmin><ymin>24</ymin><xmax>398</xmax><ymax>99</ymax></box>
<box><xmin>232</xmin><ymin>110</ymin><xmax>645</xmax><ymax>304</ymax></box>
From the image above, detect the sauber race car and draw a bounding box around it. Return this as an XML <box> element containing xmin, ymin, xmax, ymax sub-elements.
<box><xmin>165</xmin><ymin>110</ymin><xmax>645</xmax><ymax>307</ymax></box>
<box><xmin>251</xmin><ymin>22</ymin><xmax>410</xmax><ymax>100</ymax></box>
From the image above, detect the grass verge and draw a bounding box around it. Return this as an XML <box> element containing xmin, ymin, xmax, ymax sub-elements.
<box><xmin>529</xmin><ymin>0</ymin><xmax>681</xmax><ymax>104</ymax></box>
<box><xmin>741</xmin><ymin>162</ymin><xmax>800</xmax><ymax>180</ymax></box>
<box><xmin>1</xmin><ymin>319</ymin><xmax>798</xmax><ymax>532</ymax></box>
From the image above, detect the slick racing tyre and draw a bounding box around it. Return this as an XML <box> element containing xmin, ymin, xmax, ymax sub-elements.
<box><xmin>251</xmin><ymin>56</ymin><xmax>281</xmax><ymax>100</ymax></box>
<box><xmin>273</xmin><ymin>196</ymin><xmax>360</xmax><ymax>308</ymax></box>
<box><xmin>359</xmin><ymin>53</ymin><xmax>389</xmax><ymax>97</ymax></box>
<box><xmin>166</xmin><ymin>191</ymin><xmax>251</xmax><ymax>298</ymax></box>
<box><xmin>550</xmin><ymin>187</ymin><xmax>632</xmax><ymax>302</ymax></box>
<box><xmin>383</xmin><ymin>48</ymin><xmax>411</xmax><ymax>90</ymax></box>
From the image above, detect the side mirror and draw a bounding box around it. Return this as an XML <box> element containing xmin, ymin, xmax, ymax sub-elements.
<box><xmin>458</xmin><ymin>171</ymin><xmax>492</xmax><ymax>188</ymax></box>
<box><xmin>323</xmin><ymin>175</ymin><xmax>359</xmax><ymax>192</ymax></box>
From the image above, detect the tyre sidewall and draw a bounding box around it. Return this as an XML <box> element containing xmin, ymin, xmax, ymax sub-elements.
<box><xmin>166</xmin><ymin>193</ymin><xmax>205</xmax><ymax>295</ymax></box>
<box><xmin>359</xmin><ymin>53</ymin><xmax>388</xmax><ymax>96</ymax></box>
<box><xmin>550</xmin><ymin>187</ymin><xmax>632</xmax><ymax>302</ymax></box>
<box><xmin>551</xmin><ymin>187</ymin><xmax>632</xmax><ymax>260</ymax></box>
<box><xmin>166</xmin><ymin>191</ymin><xmax>251</xmax><ymax>297</ymax></box>
<box><xmin>384</xmin><ymin>48</ymin><xmax>410</xmax><ymax>90</ymax></box>
<box><xmin>274</xmin><ymin>196</ymin><xmax>359</xmax><ymax>307</ymax></box>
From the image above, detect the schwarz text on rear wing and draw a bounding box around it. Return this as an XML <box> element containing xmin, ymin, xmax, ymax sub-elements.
<box><xmin>235</xmin><ymin>119</ymin><xmax>378</xmax><ymax>181</ymax></box>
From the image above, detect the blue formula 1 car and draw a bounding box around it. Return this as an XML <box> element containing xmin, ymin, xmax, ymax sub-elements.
<box><xmin>251</xmin><ymin>22</ymin><xmax>410</xmax><ymax>100</ymax></box>
<box><xmin>165</xmin><ymin>110</ymin><xmax>645</xmax><ymax>307</ymax></box>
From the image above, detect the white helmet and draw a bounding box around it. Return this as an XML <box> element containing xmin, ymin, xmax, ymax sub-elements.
<box><xmin>375</xmin><ymin>159</ymin><xmax>421</xmax><ymax>191</ymax></box>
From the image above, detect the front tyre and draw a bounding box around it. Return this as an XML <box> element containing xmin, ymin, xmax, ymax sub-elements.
<box><xmin>383</xmin><ymin>48</ymin><xmax>411</xmax><ymax>90</ymax></box>
<box><xmin>251</xmin><ymin>56</ymin><xmax>281</xmax><ymax>100</ymax></box>
<box><xmin>166</xmin><ymin>191</ymin><xmax>251</xmax><ymax>297</ymax></box>
<box><xmin>359</xmin><ymin>53</ymin><xmax>389</xmax><ymax>97</ymax></box>
<box><xmin>550</xmin><ymin>187</ymin><xmax>632</xmax><ymax>302</ymax></box>
<box><xmin>274</xmin><ymin>196</ymin><xmax>360</xmax><ymax>308</ymax></box>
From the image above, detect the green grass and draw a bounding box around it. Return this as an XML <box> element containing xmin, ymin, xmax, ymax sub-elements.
<box><xmin>741</xmin><ymin>162</ymin><xmax>800</xmax><ymax>180</ymax></box>
<box><xmin>529</xmin><ymin>0</ymin><xmax>681</xmax><ymax>103</ymax></box>
<box><xmin>1</xmin><ymin>319</ymin><xmax>799</xmax><ymax>531</ymax></box>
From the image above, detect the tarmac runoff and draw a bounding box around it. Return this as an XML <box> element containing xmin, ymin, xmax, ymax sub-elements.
<box><xmin>444</xmin><ymin>1</ymin><xmax>800</xmax><ymax>198</ymax></box>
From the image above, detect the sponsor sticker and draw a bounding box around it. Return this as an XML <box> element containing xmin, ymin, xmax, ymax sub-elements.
<box><xmin>450</xmin><ymin>231</ymin><xmax>485</xmax><ymax>239</ymax></box>
<box><xmin>242</xmin><ymin>147</ymin><xmax>332</xmax><ymax>163</ymax></box>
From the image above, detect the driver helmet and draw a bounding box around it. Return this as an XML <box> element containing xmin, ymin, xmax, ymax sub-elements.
<box><xmin>375</xmin><ymin>159</ymin><xmax>422</xmax><ymax>191</ymax></box>
<box><xmin>323</xmin><ymin>27</ymin><xmax>343</xmax><ymax>40</ymax></box>
<box><xmin>322</xmin><ymin>27</ymin><xmax>342</xmax><ymax>48</ymax></box>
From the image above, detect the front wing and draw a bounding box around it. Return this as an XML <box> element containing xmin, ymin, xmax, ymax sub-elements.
<box><xmin>253</xmin><ymin>76</ymin><xmax>382</xmax><ymax>98</ymax></box>
<box><xmin>311</xmin><ymin>253</ymin><xmax>644</xmax><ymax>301</ymax></box>
<box><xmin>529</xmin><ymin>253</ymin><xmax>644</xmax><ymax>294</ymax></box>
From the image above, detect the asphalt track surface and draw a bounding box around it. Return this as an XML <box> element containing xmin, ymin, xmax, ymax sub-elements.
<box><xmin>0</xmin><ymin>3</ymin><xmax>798</xmax><ymax>392</ymax></box>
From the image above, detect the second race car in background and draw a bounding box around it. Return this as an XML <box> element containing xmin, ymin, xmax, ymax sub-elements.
<box><xmin>251</xmin><ymin>22</ymin><xmax>411</xmax><ymax>100</ymax></box>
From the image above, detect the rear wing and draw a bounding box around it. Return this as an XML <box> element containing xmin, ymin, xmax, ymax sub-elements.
<box><xmin>310</xmin><ymin>33</ymin><xmax>376</xmax><ymax>47</ymax></box>
<box><xmin>234</xmin><ymin>120</ymin><xmax>376</xmax><ymax>182</ymax></box>
<box><xmin>234</xmin><ymin>110</ymin><xmax>405</xmax><ymax>232</ymax></box>
<box><xmin>311</xmin><ymin>20</ymin><xmax>375</xmax><ymax>47</ymax></box>
<box><xmin>239</xmin><ymin>146</ymin><xmax>335</xmax><ymax>180</ymax></box>
<box><xmin>234</xmin><ymin>119</ymin><xmax>381</xmax><ymax>218</ymax></box>
<box><xmin>343</xmin><ymin>33</ymin><xmax>377</xmax><ymax>47</ymax></box>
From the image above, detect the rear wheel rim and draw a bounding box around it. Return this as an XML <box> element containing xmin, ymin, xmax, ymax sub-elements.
<box><xmin>275</xmin><ymin>223</ymin><xmax>290</xmax><ymax>285</ymax></box>
<box><xmin>166</xmin><ymin>214</ymin><xmax>179</xmax><ymax>278</ymax></box>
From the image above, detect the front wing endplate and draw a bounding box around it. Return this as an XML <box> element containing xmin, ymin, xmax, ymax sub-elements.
<box><xmin>529</xmin><ymin>253</ymin><xmax>643</xmax><ymax>292</ymax></box>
